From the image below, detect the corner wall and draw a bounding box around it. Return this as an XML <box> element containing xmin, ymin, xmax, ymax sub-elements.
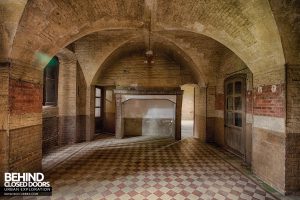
<box><xmin>42</xmin><ymin>107</ymin><xmax>58</xmax><ymax>154</ymax></box>
<box><xmin>194</xmin><ymin>85</ymin><xmax>206</xmax><ymax>141</ymax></box>
<box><xmin>42</xmin><ymin>50</ymin><xmax>87</xmax><ymax>154</ymax></box>
<box><xmin>286</xmin><ymin>64</ymin><xmax>300</xmax><ymax>193</ymax></box>
<box><xmin>211</xmin><ymin>50</ymin><xmax>287</xmax><ymax>193</ymax></box>
<box><xmin>0</xmin><ymin>61</ymin><xmax>43</xmax><ymax>185</ymax></box>
<box><xmin>214</xmin><ymin>51</ymin><xmax>253</xmax><ymax>163</ymax></box>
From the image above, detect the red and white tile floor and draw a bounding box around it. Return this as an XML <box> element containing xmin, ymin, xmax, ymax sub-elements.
<box><xmin>26</xmin><ymin>136</ymin><xmax>279</xmax><ymax>200</ymax></box>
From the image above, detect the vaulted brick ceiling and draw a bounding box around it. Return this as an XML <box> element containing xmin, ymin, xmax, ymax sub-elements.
<box><xmin>73</xmin><ymin>30</ymin><xmax>231</xmax><ymax>85</ymax></box>
<box><xmin>0</xmin><ymin>0</ymin><xmax>293</xmax><ymax>85</ymax></box>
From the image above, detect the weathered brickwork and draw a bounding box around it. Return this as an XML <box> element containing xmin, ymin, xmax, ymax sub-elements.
<box><xmin>76</xmin><ymin>63</ymin><xmax>87</xmax><ymax>142</ymax></box>
<box><xmin>194</xmin><ymin>86</ymin><xmax>206</xmax><ymax>141</ymax></box>
<box><xmin>97</xmin><ymin>52</ymin><xmax>195</xmax><ymax>87</ymax></box>
<box><xmin>253</xmin><ymin>84</ymin><xmax>285</xmax><ymax>118</ymax></box>
<box><xmin>9</xmin><ymin>125</ymin><xmax>42</xmax><ymax>172</ymax></box>
<box><xmin>0</xmin><ymin>0</ymin><xmax>298</xmax><ymax>196</ymax></box>
<box><xmin>59</xmin><ymin>116</ymin><xmax>77</xmax><ymax>145</ymax></box>
<box><xmin>42</xmin><ymin>51</ymin><xmax>88</xmax><ymax>151</ymax></box>
<box><xmin>286</xmin><ymin>65</ymin><xmax>300</xmax><ymax>193</ymax></box>
<box><xmin>0</xmin><ymin>1</ymin><xmax>26</xmax><ymax>61</ymax></box>
<box><xmin>42</xmin><ymin>107</ymin><xmax>59</xmax><ymax>154</ymax></box>
<box><xmin>11</xmin><ymin>0</ymin><xmax>145</xmax><ymax>65</ymax></box>
<box><xmin>42</xmin><ymin>117</ymin><xmax>58</xmax><ymax>154</ymax></box>
<box><xmin>57</xmin><ymin>49</ymin><xmax>78</xmax><ymax>145</ymax></box>
<box><xmin>157</xmin><ymin>0</ymin><xmax>255</xmax><ymax>46</ymax></box>
<box><xmin>286</xmin><ymin>133</ymin><xmax>300</xmax><ymax>193</ymax></box>
<box><xmin>0</xmin><ymin>63</ymin><xmax>43</xmax><ymax>180</ymax></box>
<box><xmin>181</xmin><ymin>85</ymin><xmax>195</xmax><ymax>121</ymax></box>
<box><xmin>215</xmin><ymin>94</ymin><xmax>224</xmax><ymax>111</ymax></box>
<box><xmin>252</xmin><ymin>127</ymin><xmax>286</xmax><ymax>193</ymax></box>
<box><xmin>9</xmin><ymin>79</ymin><xmax>42</xmax><ymax>115</ymax></box>
<box><xmin>206</xmin><ymin>86</ymin><xmax>216</xmax><ymax>143</ymax></box>
<box><xmin>0</xmin><ymin>64</ymin><xmax>10</xmax><ymax>185</ymax></box>
<box><xmin>269</xmin><ymin>0</ymin><xmax>300</xmax><ymax>66</ymax></box>
<box><xmin>76</xmin><ymin>115</ymin><xmax>86</xmax><ymax>142</ymax></box>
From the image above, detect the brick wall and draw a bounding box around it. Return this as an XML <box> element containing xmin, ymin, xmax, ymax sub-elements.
<box><xmin>251</xmin><ymin>82</ymin><xmax>286</xmax><ymax>193</ymax></box>
<box><xmin>194</xmin><ymin>86</ymin><xmax>206</xmax><ymax>141</ymax></box>
<box><xmin>181</xmin><ymin>85</ymin><xmax>195</xmax><ymax>121</ymax></box>
<box><xmin>41</xmin><ymin>52</ymin><xmax>87</xmax><ymax>153</ymax></box>
<box><xmin>0</xmin><ymin>63</ymin><xmax>9</xmax><ymax>185</ymax></box>
<box><xmin>286</xmin><ymin>64</ymin><xmax>300</xmax><ymax>193</ymax></box>
<box><xmin>97</xmin><ymin>52</ymin><xmax>195</xmax><ymax>87</ymax></box>
<box><xmin>5</xmin><ymin>61</ymin><xmax>43</xmax><ymax>176</ymax></box>
<box><xmin>76</xmin><ymin>63</ymin><xmax>87</xmax><ymax>141</ymax></box>
<box><xmin>253</xmin><ymin>84</ymin><xmax>285</xmax><ymax>117</ymax></box>
<box><xmin>42</xmin><ymin>107</ymin><xmax>58</xmax><ymax>154</ymax></box>
<box><xmin>57</xmin><ymin>50</ymin><xmax>78</xmax><ymax>145</ymax></box>
<box><xmin>206</xmin><ymin>86</ymin><xmax>216</xmax><ymax>143</ymax></box>
<box><xmin>9</xmin><ymin>79</ymin><xmax>42</xmax><ymax>115</ymax></box>
<box><xmin>213</xmin><ymin>50</ymin><xmax>253</xmax><ymax>150</ymax></box>
<box><xmin>9</xmin><ymin>125</ymin><xmax>42</xmax><ymax>172</ymax></box>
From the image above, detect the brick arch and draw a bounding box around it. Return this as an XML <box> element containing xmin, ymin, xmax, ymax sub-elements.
<box><xmin>5</xmin><ymin>0</ymin><xmax>285</xmax><ymax>87</ymax></box>
<box><xmin>74</xmin><ymin>30</ymin><xmax>243</xmax><ymax>88</ymax></box>
<box><xmin>155</xmin><ymin>0</ymin><xmax>286</xmax><ymax>86</ymax></box>
<box><xmin>90</xmin><ymin>36</ymin><xmax>206</xmax><ymax>86</ymax></box>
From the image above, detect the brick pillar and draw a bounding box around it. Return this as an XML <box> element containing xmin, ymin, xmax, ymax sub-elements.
<box><xmin>0</xmin><ymin>62</ymin><xmax>10</xmax><ymax>185</ymax></box>
<box><xmin>286</xmin><ymin>64</ymin><xmax>300</xmax><ymax>193</ymax></box>
<box><xmin>194</xmin><ymin>85</ymin><xmax>207</xmax><ymax>141</ymax></box>
<box><xmin>115</xmin><ymin>93</ymin><xmax>124</xmax><ymax>139</ymax></box>
<box><xmin>251</xmin><ymin>71</ymin><xmax>286</xmax><ymax>193</ymax></box>
<box><xmin>206</xmin><ymin>86</ymin><xmax>216</xmax><ymax>143</ymax></box>
<box><xmin>175</xmin><ymin>93</ymin><xmax>183</xmax><ymax>140</ymax></box>
<box><xmin>57</xmin><ymin>50</ymin><xmax>78</xmax><ymax>145</ymax></box>
<box><xmin>86</xmin><ymin>85</ymin><xmax>95</xmax><ymax>141</ymax></box>
<box><xmin>0</xmin><ymin>61</ymin><xmax>43</xmax><ymax>185</ymax></box>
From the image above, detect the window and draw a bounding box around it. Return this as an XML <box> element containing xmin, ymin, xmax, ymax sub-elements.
<box><xmin>95</xmin><ymin>87</ymin><xmax>102</xmax><ymax>117</ymax></box>
<box><xmin>43</xmin><ymin>56</ymin><xmax>59</xmax><ymax>106</ymax></box>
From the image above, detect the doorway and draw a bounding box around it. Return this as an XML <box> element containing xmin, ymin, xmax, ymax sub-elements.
<box><xmin>95</xmin><ymin>86</ymin><xmax>116</xmax><ymax>134</ymax></box>
<box><xmin>95</xmin><ymin>87</ymin><xmax>104</xmax><ymax>133</ymax></box>
<box><xmin>224</xmin><ymin>76</ymin><xmax>246</xmax><ymax>157</ymax></box>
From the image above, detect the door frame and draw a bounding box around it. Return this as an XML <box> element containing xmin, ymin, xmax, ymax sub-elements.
<box><xmin>95</xmin><ymin>86</ymin><xmax>105</xmax><ymax>133</ymax></box>
<box><xmin>224</xmin><ymin>74</ymin><xmax>247</xmax><ymax>159</ymax></box>
<box><xmin>103</xmin><ymin>86</ymin><xmax>116</xmax><ymax>134</ymax></box>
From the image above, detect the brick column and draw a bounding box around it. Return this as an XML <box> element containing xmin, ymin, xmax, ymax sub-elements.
<box><xmin>0</xmin><ymin>62</ymin><xmax>10</xmax><ymax>185</ymax></box>
<box><xmin>251</xmin><ymin>71</ymin><xmax>286</xmax><ymax>193</ymax></box>
<box><xmin>286</xmin><ymin>64</ymin><xmax>300</xmax><ymax>193</ymax></box>
<box><xmin>57</xmin><ymin>50</ymin><xmax>78</xmax><ymax>145</ymax></box>
<box><xmin>175</xmin><ymin>93</ymin><xmax>183</xmax><ymax>140</ymax></box>
<box><xmin>194</xmin><ymin>85</ymin><xmax>207</xmax><ymax>141</ymax></box>
<box><xmin>85</xmin><ymin>85</ymin><xmax>95</xmax><ymax>141</ymax></box>
<box><xmin>0</xmin><ymin>60</ymin><xmax>43</xmax><ymax>185</ymax></box>
<box><xmin>115</xmin><ymin>93</ymin><xmax>124</xmax><ymax>139</ymax></box>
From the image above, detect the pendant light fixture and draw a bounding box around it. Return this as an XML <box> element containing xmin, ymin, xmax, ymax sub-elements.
<box><xmin>145</xmin><ymin>13</ymin><xmax>154</xmax><ymax>65</ymax></box>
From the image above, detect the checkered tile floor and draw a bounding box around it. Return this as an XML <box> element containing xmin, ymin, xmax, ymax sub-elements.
<box><xmin>22</xmin><ymin>136</ymin><xmax>278</xmax><ymax>200</ymax></box>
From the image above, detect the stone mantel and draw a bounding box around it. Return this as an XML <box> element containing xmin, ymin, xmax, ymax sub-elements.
<box><xmin>113</xmin><ymin>87</ymin><xmax>184</xmax><ymax>95</ymax></box>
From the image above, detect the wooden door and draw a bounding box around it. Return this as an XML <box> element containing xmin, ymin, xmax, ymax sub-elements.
<box><xmin>103</xmin><ymin>88</ymin><xmax>116</xmax><ymax>133</ymax></box>
<box><xmin>225</xmin><ymin>77</ymin><xmax>246</xmax><ymax>157</ymax></box>
<box><xmin>95</xmin><ymin>87</ymin><xmax>104</xmax><ymax>133</ymax></box>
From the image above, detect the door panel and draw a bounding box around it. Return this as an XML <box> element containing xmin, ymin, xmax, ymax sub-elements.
<box><xmin>103</xmin><ymin>89</ymin><xmax>116</xmax><ymax>133</ymax></box>
<box><xmin>225</xmin><ymin>77</ymin><xmax>246</xmax><ymax>156</ymax></box>
<box><xmin>95</xmin><ymin>87</ymin><xmax>103</xmax><ymax>133</ymax></box>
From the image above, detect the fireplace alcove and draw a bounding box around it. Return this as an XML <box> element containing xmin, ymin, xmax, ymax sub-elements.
<box><xmin>114</xmin><ymin>87</ymin><xmax>183</xmax><ymax>140</ymax></box>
